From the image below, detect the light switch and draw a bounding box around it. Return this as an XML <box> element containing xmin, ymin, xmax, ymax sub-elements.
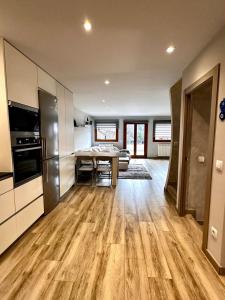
<box><xmin>198</xmin><ymin>155</ymin><xmax>205</xmax><ymax>163</ymax></box>
<box><xmin>216</xmin><ymin>160</ymin><xmax>223</xmax><ymax>172</ymax></box>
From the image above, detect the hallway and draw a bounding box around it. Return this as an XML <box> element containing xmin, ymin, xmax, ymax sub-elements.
<box><xmin>0</xmin><ymin>160</ymin><xmax>225</xmax><ymax>299</ymax></box>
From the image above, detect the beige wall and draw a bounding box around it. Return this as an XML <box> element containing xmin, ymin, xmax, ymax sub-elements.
<box><xmin>178</xmin><ymin>26</ymin><xmax>225</xmax><ymax>266</ymax></box>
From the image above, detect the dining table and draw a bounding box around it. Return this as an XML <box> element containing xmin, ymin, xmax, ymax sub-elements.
<box><xmin>74</xmin><ymin>151</ymin><xmax>119</xmax><ymax>186</ymax></box>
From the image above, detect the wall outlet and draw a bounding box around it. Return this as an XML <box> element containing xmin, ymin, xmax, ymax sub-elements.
<box><xmin>216</xmin><ymin>160</ymin><xmax>223</xmax><ymax>172</ymax></box>
<box><xmin>211</xmin><ymin>226</ymin><xmax>218</xmax><ymax>240</ymax></box>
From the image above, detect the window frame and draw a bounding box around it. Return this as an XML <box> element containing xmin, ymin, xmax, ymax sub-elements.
<box><xmin>153</xmin><ymin>120</ymin><xmax>171</xmax><ymax>142</ymax></box>
<box><xmin>95</xmin><ymin>122</ymin><xmax>119</xmax><ymax>142</ymax></box>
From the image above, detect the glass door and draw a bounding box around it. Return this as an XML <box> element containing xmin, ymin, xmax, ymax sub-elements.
<box><xmin>124</xmin><ymin>121</ymin><xmax>148</xmax><ymax>158</ymax></box>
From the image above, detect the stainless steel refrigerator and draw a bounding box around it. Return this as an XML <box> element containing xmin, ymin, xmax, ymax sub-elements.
<box><xmin>38</xmin><ymin>89</ymin><xmax>60</xmax><ymax>214</ymax></box>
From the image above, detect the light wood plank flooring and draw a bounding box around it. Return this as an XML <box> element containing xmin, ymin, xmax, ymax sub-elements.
<box><xmin>0</xmin><ymin>159</ymin><xmax>225</xmax><ymax>299</ymax></box>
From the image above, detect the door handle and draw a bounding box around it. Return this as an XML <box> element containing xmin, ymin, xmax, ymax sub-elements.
<box><xmin>41</xmin><ymin>138</ymin><xmax>47</xmax><ymax>159</ymax></box>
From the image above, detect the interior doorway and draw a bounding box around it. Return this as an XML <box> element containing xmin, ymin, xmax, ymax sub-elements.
<box><xmin>123</xmin><ymin>121</ymin><xmax>148</xmax><ymax>158</ymax></box>
<box><xmin>179</xmin><ymin>65</ymin><xmax>219</xmax><ymax>251</ymax></box>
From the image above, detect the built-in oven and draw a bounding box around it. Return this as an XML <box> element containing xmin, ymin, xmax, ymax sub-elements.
<box><xmin>12</xmin><ymin>142</ymin><xmax>42</xmax><ymax>187</ymax></box>
<box><xmin>8</xmin><ymin>101</ymin><xmax>42</xmax><ymax>187</ymax></box>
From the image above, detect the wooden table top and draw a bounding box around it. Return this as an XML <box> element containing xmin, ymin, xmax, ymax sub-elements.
<box><xmin>75</xmin><ymin>151</ymin><xmax>119</xmax><ymax>158</ymax></box>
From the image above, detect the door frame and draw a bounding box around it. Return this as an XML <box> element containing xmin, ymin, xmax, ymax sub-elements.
<box><xmin>178</xmin><ymin>64</ymin><xmax>220</xmax><ymax>252</ymax></box>
<box><xmin>123</xmin><ymin>120</ymin><xmax>148</xmax><ymax>158</ymax></box>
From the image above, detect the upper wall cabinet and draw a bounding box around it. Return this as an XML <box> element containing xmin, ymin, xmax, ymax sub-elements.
<box><xmin>56</xmin><ymin>82</ymin><xmax>67</xmax><ymax>157</ymax></box>
<box><xmin>4</xmin><ymin>42</ymin><xmax>38</xmax><ymax>108</ymax></box>
<box><xmin>37</xmin><ymin>67</ymin><xmax>56</xmax><ymax>96</ymax></box>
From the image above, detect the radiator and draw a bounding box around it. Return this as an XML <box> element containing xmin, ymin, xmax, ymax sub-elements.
<box><xmin>157</xmin><ymin>143</ymin><xmax>171</xmax><ymax>157</ymax></box>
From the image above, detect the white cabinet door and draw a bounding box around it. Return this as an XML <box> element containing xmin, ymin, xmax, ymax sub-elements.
<box><xmin>14</xmin><ymin>176</ymin><xmax>43</xmax><ymax>212</ymax></box>
<box><xmin>0</xmin><ymin>190</ymin><xmax>15</xmax><ymax>224</ymax></box>
<box><xmin>0</xmin><ymin>177</ymin><xmax>13</xmax><ymax>195</ymax></box>
<box><xmin>56</xmin><ymin>83</ymin><xmax>67</xmax><ymax>158</ymax></box>
<box><xmin>4</xmin><ymin>42</ymin><xmax>38</xmax><ymax>108</ymax></box>
<box><xmin>67</xmin><ymin>154</ymin><xmax>75</xmax><ymax>190</ymax></box>
<box><xmin>0</xmin><ymin>216</ymin><xmax>18</xmax><ymax>255</ymax></box>
<box><xmin>16</xmin><ymin>196</ymin><xmax>44</xmax><ymax>237</ymax></box>
<box><xmin>65</xmin><ymin>89</ymin><xmax>74</xmax><ymax>155</ymax></box>
<box><xmin>59</xmin><ymin>155</ymin><xmax>75</xmax><ymax>197</ymax></box>
<box><xmin>37</xmin><ymin>67</ymin><xmax>56</xmax><ymax>96</ymax></box>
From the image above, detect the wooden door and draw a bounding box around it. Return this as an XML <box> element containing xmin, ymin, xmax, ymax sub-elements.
<box><xmin>124</xmin><ymin>121</ymin><xmax>148</xmax><ymax>158</ymax></box>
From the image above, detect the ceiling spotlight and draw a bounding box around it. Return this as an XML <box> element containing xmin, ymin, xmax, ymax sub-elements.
<box><xmin>104</xmin><ymin>80</ymin><xmax>110</xmax><ymax>85</ymax></box>
<box><xmin>166</xmin><ymin>45</ymin><xmax>175</xmax><ymax>54</ymax></box>
<box><xmin>102</xmin><ymin>99</ymin><xmax>106</xmax><ymax>103</ymax></box>
<box><xmin>83</xmin><ymin>19</ymin><xmax>92</xmax><ymax>32</ymax></box>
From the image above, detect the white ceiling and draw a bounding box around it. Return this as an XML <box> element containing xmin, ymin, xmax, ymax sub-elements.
<box><xmin>0</xmin><ymin>0</ymin><xmax>225</xmax><ymax>116</ymax></box>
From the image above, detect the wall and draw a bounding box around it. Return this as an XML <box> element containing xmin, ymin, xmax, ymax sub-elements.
<box><xmin>178</xmin><ymin>26</ymin><xmax>225</xmax><ymax>266</ymax></box>
<box><xmin>166</xmin><ymin>80</ymin><xmax>182</xmax><ymax>188</ymax></box>
<box><xmin>74</xmin><ymin>126</ymin><xmax>92</xmax><ymax>151</ymax></box>
<box><xmin>74</xmin><ymin>107</ymin><xmax>93</xmax><ymax>151</ymax></box>
<box><xmin>92</xmin><ymin>116</ymin><xmax>171</xmax><ymax>157</ymax></box>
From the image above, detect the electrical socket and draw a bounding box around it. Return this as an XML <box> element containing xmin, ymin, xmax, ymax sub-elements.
<box><xmin>211</xmin><ymin>226</ymin><xmax>218</xmax><ymax>240</ymax></box>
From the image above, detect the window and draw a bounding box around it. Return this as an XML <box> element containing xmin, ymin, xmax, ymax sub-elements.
<box><xmin>153</xmin><ymin>120</ymin><xmax>171</xmax><ymax>142</ymax></box>
<box><xmin>95</xmin><ymin>120</ymin><xmax>119</xmax><ymax>142</ymax></box>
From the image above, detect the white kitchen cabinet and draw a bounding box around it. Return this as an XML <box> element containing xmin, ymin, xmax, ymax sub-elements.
<box><xmin>0</xmin><ymin>190</ymin><xmax>15</xmax><ymax>224</ymax></box>
<box><xmin>16</xmin><ymin>196</ymin><xmax>44</xmax><ymax>237</ymax></box>
<box><xmin>65</xmin><ymin>89</ymin><xmax>74</xmax><ymax>155</ymax></box>
<box><xmin>56</xmin><ymin>83</ymin><xmax>67</xmax><ymax>158</ymax></box>
<box><xmin>0</xmin><ymin>177</ymin><xmax>13</xmax><ymax>195</ymax></box>
<box><xmin>59</xmin><ymin>155</ymin><xmax>75</xmax><ymax>197</ymax></box>
<box><xmin>0</xmin><ymin>216</ymin><xmax>18</xmax><ymax>255</ymax></box>
<box><xmin>37</xmin><ymin>67</ymin><xmax>56</xmax><ymax>96</ymax></box>
<box><xmin>14</xmin><ymin>176</ymin><xmax>43</xmax><ymax>211</ymax></box>
<box><xmin>4</xmin><ymin>42</ymin><xmax>38</xmax><ymax>108</ymax></box>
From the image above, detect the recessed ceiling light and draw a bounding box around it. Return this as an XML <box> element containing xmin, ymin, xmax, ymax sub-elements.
<box><xmin>104</xmin><ymin>80</ymin><xmax>110</xmax><ymax>85</ymax></box>
<box><xmin>102</xmin><ymin>99</ymin><xmax>106</xmax><ymax>103</ymax></box>
<box><xmin>83</xmin><ymin>19</ymin><xmax>92</xmax><ymax>32</ymax></box>
<box><xmin>166</xmin><ymin>45</ymin><xmax>175</xmax><ymax>54</ymax></box>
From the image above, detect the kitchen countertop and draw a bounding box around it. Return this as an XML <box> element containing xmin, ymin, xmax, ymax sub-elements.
<box><xmin>0</xmin><ymin>172</ymin><xmax>13</xmax><ymax>181</ymax></box>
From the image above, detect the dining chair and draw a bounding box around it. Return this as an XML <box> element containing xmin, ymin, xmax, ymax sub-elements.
<box><xmin>76</xmin><ymin>156</ymin><xmax>95</xmax><ymax>186</ymax></box>
<box><xmin>95</xmin><ymin>156</ymin><xmax>112</xmax><ymax>187</ymax></box>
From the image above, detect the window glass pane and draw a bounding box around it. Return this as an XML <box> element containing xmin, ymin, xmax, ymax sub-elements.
<box><xmin>136</xmin><ymin>124</ymin><xmax>145</xmax><ymax>155</ymax></box>
<box><xmin>126</xmin><ymin>124</ymin><xmax>135</xmax><ymax>155</ymax></box>
<box><xmin>154</xmin><ymin>122</ymin><xmax>171</xmax><ymax>141</ymax></box>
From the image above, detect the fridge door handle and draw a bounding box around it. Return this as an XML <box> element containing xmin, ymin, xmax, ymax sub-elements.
<box><xmin>41</xmin><ymin>138</ymin><xmax>47</xmax><ymax>159</ymax></box>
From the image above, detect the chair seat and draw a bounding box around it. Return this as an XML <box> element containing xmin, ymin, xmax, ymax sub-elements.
<box><xmin>97</xmin><ymin>165</ymin><xmax>112</xmax><ymax>172</ymax></box>
<box><xmin>78</xmin><ymin>166</ymin><xmax>94</xmax><ymax>171</ymax></box>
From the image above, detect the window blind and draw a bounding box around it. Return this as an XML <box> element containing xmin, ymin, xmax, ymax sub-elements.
<box><xmin>94</xmin><ymin>120</ymin><xmax>119</xmax><ymax>129</ymax></box>
<box><xmin>154</xmin><ymin>122</ymin><xmax>171</xmax><ymax>141</ymax></box>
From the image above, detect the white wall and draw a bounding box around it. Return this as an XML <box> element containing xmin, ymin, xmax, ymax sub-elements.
<box><xmin>74</xmin><ymin>107</ymin><xmax>93</xmax><ymax>151</ymax></box>
<box><xmin>178</xmin><ymin>26</ymin><xmax>225</xmax><ymax>266</ymax></box>
<box><xmin>92</xmin><ymin>116</ymin><xmax>171</xmax><ymax>157</ymax></box>
<box><xmin>74</xmin><ymin>126</ymin><xmax>92</xmax><ymax>151</ymax></box>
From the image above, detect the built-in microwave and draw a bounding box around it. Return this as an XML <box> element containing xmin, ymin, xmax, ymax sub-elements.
<box><xmin>8</xmin><ymin>101</ymin><xmax>39</xmax><ymax>133</ymax></box>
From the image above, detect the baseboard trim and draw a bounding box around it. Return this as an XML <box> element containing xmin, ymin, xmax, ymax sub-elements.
<box><xmin>60</xmin><ymin>184</ymin><xmax>75</xmax><ymax>201</ymax></box>
<box><xmin>148</xmin><ymin>156</ymin><xmax>170</xmax><ymax>160</ymax></box>
<box><xmin>185</xmin><ymin>209</ymin><xmax>196</xmax><ymax>218</ymax></box>
<box><xmin>204</xmin><ymin>249</ymin><xmax>225</xmax><ymax>275</ymax></box>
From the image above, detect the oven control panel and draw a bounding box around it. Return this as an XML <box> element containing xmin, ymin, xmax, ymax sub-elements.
<box><xmin>16</xmin><ymin>137</ymin><xmax>40</xmax><ymax>146</ymax></box>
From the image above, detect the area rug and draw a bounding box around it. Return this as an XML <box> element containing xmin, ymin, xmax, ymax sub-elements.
<box><xmin>119</xmin><ymin>164</ymin><xmax>152</xmax><ymax>180</ymax></box>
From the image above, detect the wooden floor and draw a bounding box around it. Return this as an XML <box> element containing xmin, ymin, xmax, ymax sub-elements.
<box><xmin>0</xmin><ymin>159</ymin><xmax>225</xmax><ymax>299</ymax></box>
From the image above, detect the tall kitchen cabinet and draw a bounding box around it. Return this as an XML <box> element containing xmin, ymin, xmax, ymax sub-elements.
<box><xmin>4</xmin><ymin>42</ymin><xmax>38</xmax><ymax>108</ymax></box>
<box><xmin>56</xmin><ymin>83</ymin><xmax>75</xmax><ymax>197</ymax></box>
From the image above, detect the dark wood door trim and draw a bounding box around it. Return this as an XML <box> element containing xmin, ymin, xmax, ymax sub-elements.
<box><xmin>123</xmin><ymin>121</ymin><xmax>148</xmax><ymax>158</ymax></box>
<box><xmin>178</xmin><ymin>64</ymin><xmax>220</xmax><ymax>253</ymax></box>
